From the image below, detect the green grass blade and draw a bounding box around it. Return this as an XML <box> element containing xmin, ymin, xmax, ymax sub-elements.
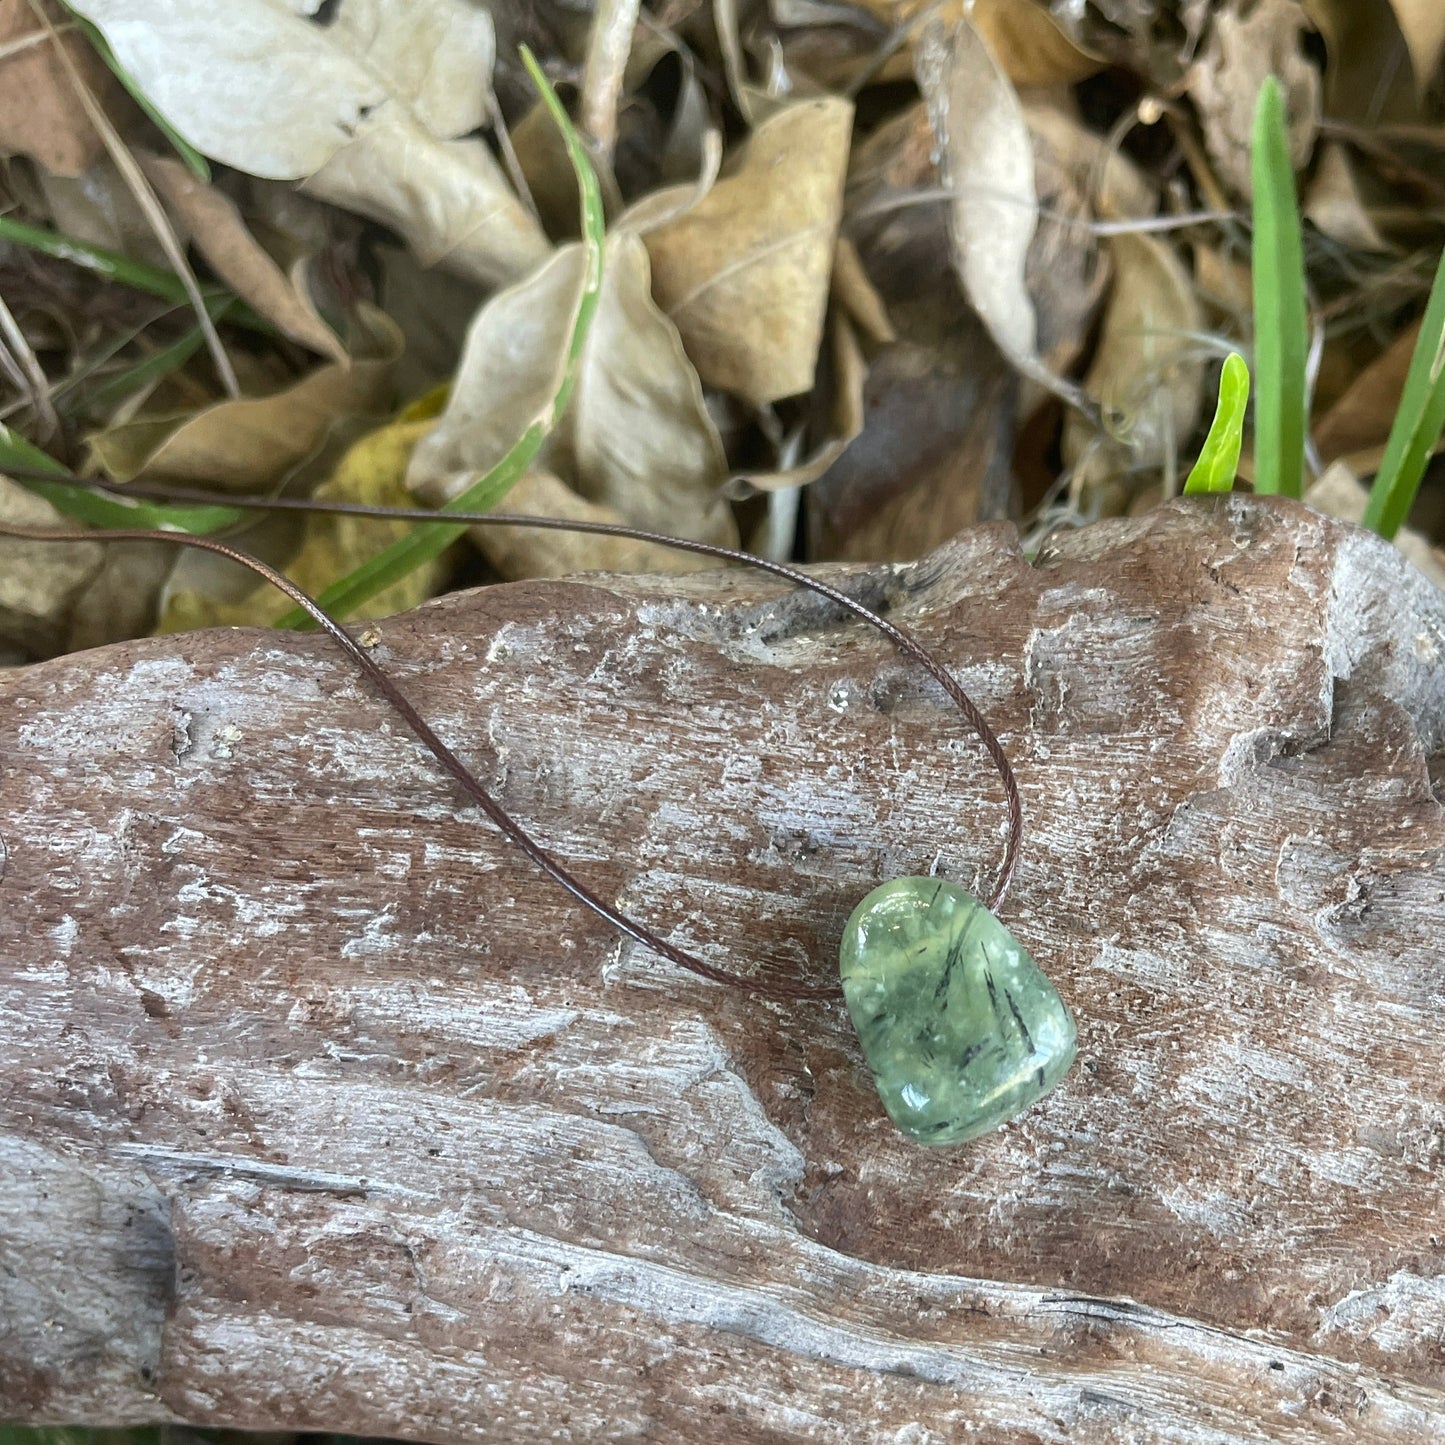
<box><xmin>274</xmin><ymin>45</ymin><xmax>606</xmax><ymax>629</ymax></box>
<box><xmin>1250</xmin><ymin>75</ymin><xmax>1309</xmax><ymax>499</ymax></box>
<box><xmin>1184</xmin><ymin>352</ymin><xmax>1250</xmax><ymax>494</ymax></box>
<box><xmin>0</xmin><ymin>427</ymin><xmax>240</xmax><ymax>533</ymax></box>
<box><xmin>0</xmin><ymin>216</ymin><xmax>268</xmax><ymax>331</ymax></box>
<box><xmin>1361</xmin><ymin>250</ymin><xmax>1445</xmax><ymax>540</ymax></box>
<box><xmin>83</xmin><ymin>297</ymin><xmax>234</xmax><ymax>415</ymax></box>
<box><xmin>516</xmin><ymin>43</ymin><xmax>607</xmax><ymax>426</ymax></box>
<box><xmin>0</xmin><ymin>214</ymin><xmax>191</xmax><ymax>301</ymax></box>
<box><xmin>273</xmin><ymin>435</ymin><xmax>540</xmax><ymax>627</ymax></box>
<box><xmin>69</xmin><ymin>11</ymin><xmax>211</xmax><ymax>180</ymax></box>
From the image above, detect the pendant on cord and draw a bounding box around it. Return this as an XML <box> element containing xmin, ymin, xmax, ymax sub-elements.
<box><xmin>839</xmin><ymin>877</ymin><xmax>1076</xmax><ymax>1146</ymax></box>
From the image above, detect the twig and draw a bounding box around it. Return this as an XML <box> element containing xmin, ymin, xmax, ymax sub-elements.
<box><xmin>0</xmin><ymin>476</ymin><xmax>1026</xmax><ymax>1000</ymax></box>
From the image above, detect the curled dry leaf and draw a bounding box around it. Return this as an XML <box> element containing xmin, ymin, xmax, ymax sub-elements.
<box><xmin>139</xmin><ymin>150</ymin><xmax>346</xmax><ymax>362</ymax></box>
<box><xmin>843</xmin><ymin>96</ymin><xmax>1127</xmax><ymax>387</ymax></box>
<box><xmin>1304</xmin><ymin>142</ymin><xmax>1389</xmax><ymax>253</ymax></box>
<box><xmin>1188</xmin><ymin>0</ymin><xmax>1320</xmax><ymax>198</ymax></box>
<box><xmin>1063</xmin><ymin>232</ymin><xmax>1204</xmax><ymax>511</ymax></box>
<box><xmin>641</xmin><ymin>97</ymin><xmax>853</xmax><ymax>408</ymax></box>
<box><xmin>713</xmin><ymin>0</ymin><xmax>792</xmax><ymax>125</ymax></box>
<box><xmin>580</xmin><ymin>0</ymin><xmax>641</xmax><ymax>163</ymax></box>
<box><xmin>1301</xmin><ymin>0</ymin><xmax>1418</xmax><ymax>127</ymax></box>
<box><xmin>157</xmin><ymin>391</ymin><xmax>450</xmax><ymax>632</ymax></box>
<box><xmin>89</xmin><ymin>304</ymin><xmax>401</xmax><ymax>488</ymax></box>
<box><xmin>68</xmin><ymin>0</ymin><xmax>550</xmax><ymax>289</ymax></box>
<box><xmin>807</xmin><ymin>319</ymin><xmax>1016</xmax><ymax>562</ymax></box>
<box><xmin>410</xmin><ymin>230</ymin><xmax>736</xmax><ymax>568</ymax></box>
<box><xmin>914</xmin><ymin>18</ymin><xmax>1083</xmax><ymax>411</ymax></box>
<box><xmin>1020</xmin><ymin>103</ymin><xmax>1115</xmax><ymax>383</ymax></box>
<box><xmin>1385</xmin><ymin>0</ymin><xmax>1445</xmax><ymax>88</ymax></box>
<box><xmin>0</xmin><ymin>0</ymin><xmax>120</xmax><ymax>176</ymax></box>
<box><xmin>831</xmin><ymin>236</ymin><xmax>895</xmax><ymax>346</ymax></box>
<box><xmin>733</xmin><ymin>312</ymin><xmax>868</xmax><ymax>493</ymax></box>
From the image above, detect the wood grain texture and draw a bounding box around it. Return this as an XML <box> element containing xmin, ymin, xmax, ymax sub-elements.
<box><xmin>2</xmin><ymin>497</ymin><xmax>1443</xmax><ymax>1442</ymax></box>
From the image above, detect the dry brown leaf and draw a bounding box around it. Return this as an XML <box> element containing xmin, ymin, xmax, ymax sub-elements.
<box><xmin>469</xmin><ymin>469</ymin><xmax>714</xmax><ymax>580</ymax></box>
<box><xmin>1303</xmin><ymin>0</ymin><xmax>1418</xmax><ymax>126</ymax></box>
<box><xmin>1303</xmin><ymin>141</ymin><xmax>1390</xmax><ymax>253</ymax></box>
<box><xmin>914</xmin><ymin>17</ymin><xmax>1083</xmax><ymax>410</ymax></box>
<box><xmin>1021</xmin><ymin>104</ymin><xmax>1113</xmax><ymax>383</ymax></box>
<box><xmin>139</xmin><ymin>151</ymin><xmax>346</xmax><ymax>363</ymax></box>
<box><xmin>1063</xmin><ymin>232</ymin><xmax>1204</xmax><ymax>510</ymax></box>
<box><xmin>0</xmin><ymin>0</ymin><xmax>119</xmax><ymax>176</ymax></box>
<box><xmin>642</xmin><ymin>97</ymin><xmax>852</xmax><ymax>408</ymax></box>
<box><xmin>410</xmin><ymin>231</ymin><xmax>736</xmax><ymax>558</ymax></box>
<box><xmin>850</xmin><ymin>0</ymin><xmax>1103</xmax><ymax>86</ymax></box>
<box><xmin>831</xmin><ymin>236</ymin><xmax>895</xmax><ymax>345</ymax></box>
<box><xmin>89</xmin><ymin>305</ymin><xmax>401</xmax><ymax>488</ymax></box>
<box><xmin>1194</xmin><ymin>244</ymin><xmax>1253</xmax><ymax>321</ymax></box>
<box><xmin>304</xmin><ymin>124</ymin><xmax>549</xmax><ymax>289</ymax></box>
<box><xmin>1021</xmin><ymin>97</ymin><xmax>1156</xmax><ymax>222</ymax></box>
<box><xmin>1306</xmin><ymin>460</ymin><xmax>1445</xmax><ymax>587</ymax></box>
<box><xmin>733</xmin><ymin>312</ymin><xmax>868</xmax><ymax>492</ymax></box>
<box><xmin>31</xmin><ymin>157</ymin><xmax>170</xmax><ymax>268</ymax></box>
<box><xmin>581</xmin><ymin>0</ymin><xmax>641</xmax><ymax>162</ymax></box>
<box><xmin>1188</xmin><ymin>0</ymin><xmax>1320</xmax><ymax>197</ymax></box>
<box><xmin>807</xmin><ymin>322</ymin><xmax>1016</xmax><ymax>561</ymax></box>
<box><xmin>968</xmin><ymin>0</ymin><xmax>1106</xmax><ymax>86</ymax></box>
<box><xmin>1383</xmin><ymin>0</ymin><xmax>1445</xmax><ymax>89</ymax></box>
<box><xmin>157</xmin><ymin>392</ymin><xmax>450</xmax><ymax>632</ymax></box>
<box><xmin>377</xmin><ymin>244</ymin><xmax>486</xmax><ymax>401</ymax></box>
<box><xmin>0</xmin><ymin>476</ymin><xmax>102</xmax><ymax>657</ymax></box>
<box><xmin>1314</xmin><ymin>319</ymin><xmax>1421</xmax><ymax>469</ymax></box>
<box><xmin>70</xmin><ymin>0</ymin><xmax>550</xmax><ymax>290</ymax></box>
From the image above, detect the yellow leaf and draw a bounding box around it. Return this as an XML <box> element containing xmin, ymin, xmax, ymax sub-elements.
<box><xmin>156</xmin><ymin>389</ymin><xmax>449</xmax><ymax>633</ymax></box>
<box><xmin>90</xmin><ymin>304</ymin><xmax>402</xmax><ymax>488</ymax></box>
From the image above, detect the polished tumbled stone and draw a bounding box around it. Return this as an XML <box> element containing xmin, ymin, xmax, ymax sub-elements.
<box><xmin>839</xmin><ymin>877</ymin><xmax>1076</xmax><ymax>1146</ymax></box>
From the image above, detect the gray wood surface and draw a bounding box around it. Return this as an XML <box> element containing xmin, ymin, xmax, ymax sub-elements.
<box><xmin>2</xmin><ymin>498</ymin><xmax>1443</xmax><ymax>1442</ymax></box>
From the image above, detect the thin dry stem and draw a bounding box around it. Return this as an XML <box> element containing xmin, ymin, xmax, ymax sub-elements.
<box><xmin>29</xmin><ymin>0</ymin><xmax>240</xmax><ymax>399</ymax></box>
<box><xmin>0</xmin><ymin>291</ymin><xmax>59</xmax><ymax>439</ymax></box>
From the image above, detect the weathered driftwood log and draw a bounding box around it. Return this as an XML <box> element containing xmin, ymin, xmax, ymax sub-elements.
<box><xmin>2</xmin><ymin>498</ymin><xmax>1444</xmax><ymax>1443</ymax></box>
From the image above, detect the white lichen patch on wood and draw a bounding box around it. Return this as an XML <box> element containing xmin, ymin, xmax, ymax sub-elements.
<box><xmin>1</xmin><ymin>499</ymin><xmax>1443</xmax><ymax>1442</ymax></box>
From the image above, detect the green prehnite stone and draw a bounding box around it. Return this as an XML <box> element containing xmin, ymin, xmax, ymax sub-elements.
<box><xmin>839</xmin><ymin>877</ymin><xmax>1076</xmax><ymax>1146</ymax></box>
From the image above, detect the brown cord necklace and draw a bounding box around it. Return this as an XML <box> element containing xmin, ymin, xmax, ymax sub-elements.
<box><xmin>0</xmin><ymin>473</ymin><xmax>1076</xmax><ymax>1145</ymax></box>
